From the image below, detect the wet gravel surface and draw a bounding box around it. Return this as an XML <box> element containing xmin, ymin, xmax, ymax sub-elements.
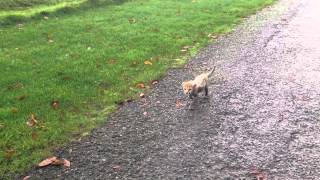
<box><xmin>25</xmin><ymin>0</ymin><xmax>320</xmax><ymax>179</ymax></box>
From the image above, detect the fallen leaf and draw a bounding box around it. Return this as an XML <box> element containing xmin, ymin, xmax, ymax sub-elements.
<box><xmin>7</xmin><ymin>82</ymin><xmax>24</xmax><ymax>90</ymax></box>
<box><xmin>152</xmin><ymin>81</ymin><xmax>158</xmax><ymax>85</ymax></box>
<box><xmin>183</xmin><ymin>45</ymin><xmax>191</xmax><ymax>49</ymax></box>
<box><xmin>112</xmin><ymin>165</ymin><xmax>121</xmax><ymax>171</ymax></box>
<box><xmin>128</xmin><ymin>18</ymin><xmax>136</xmax><ymax>24</ymax></box>
<box><xmin>48</xmin><ymin>39</ymin><xmax>54</xmax><ymax>43</ymax></box>
<box><xmin>22</xmin><ymin>176</ymin><xmax>30</xmax><ymax>180</ymax></box>
<box><xmin>176</xmin><ymin>100</ymin><xmax>185</xmax><ymax>108</ymax></box>
<box><xmin>11</xmin><ymin>107</ymin><xmax>18</xmax><ymax>114</ymax></box>
<box><xmin>180</xmin><ymin>49</ymin><xmax>188</xmax><ymax>52</ymax></box>
<box><xmin>17</xmin><ymin>94</ymin><xmax>27</xmax><ymax>101</ymax></box>
<box><xmin>43</xmin><ymin>16</ymin><xmax>49</xmax><ymax>20</ymax></box>
<box><xmin>136</xmin><ymin>83</ymin><xmax>145</xmax><ymax>88</ymax></box>
<box><xmin>82</xmin><ymin>132</ymin><xmax>89</xmax><ymax>137</ymax></box>
<box><xmin>106</xmin><ymin>59</ymin><xmax>116</xmax><ymax>64</ymax></box>
<box><xmin>208</xmin><ymin>33</ymin><xmax>217</xmax><ymax>39</ymax></box>
<box><xmin>38</xmin><ymin>156</ymin><xmax>57</xmax><ymax>167</ymax></box>
<box><xmin>139</xmin><ymin>93</ymin><xmax>145</xmax><ymax>98</ymax></box>
<box><xmin>31</xmin><ymin>131</ymin><xmax>38</xmax><ymax>140</ymax></box>
<box><xmin>144</xmin><ymin>61</ymin><xmax>153</xmax><ymax>65</ymax></box>
<box><xmin>250</xmin><ymin>169</ymin><xmax>266</xmax><ymax>180</ymax></box>
<box><xmin>26</xmin><ymin>114</ymin><xmax>38</xmax><ymax>127</ymax></box>
<box><xmin>51</xmin><ymin>100</ymin><xmax>59</xmax><ymax>109</ymax></box>
<box><xmin>4</xmin><ymin>149</ymin><xmax>15</xmax><ymax>159</ymax></box>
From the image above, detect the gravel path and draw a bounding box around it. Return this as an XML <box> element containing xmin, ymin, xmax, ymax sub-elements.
<box><xmin>25</xmin><ymin>0</ymin><xmax>320</xmax><ymax>179</ymax></box>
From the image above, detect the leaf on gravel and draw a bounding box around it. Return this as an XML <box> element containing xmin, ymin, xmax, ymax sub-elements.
<box><xmin>26</xmin><ymin>114</ymin><xmax>38</xmax><ymax>127</ymax></box>
<box><xmin>136</xmin><ymin>83</ymin><xmax>145</xmax><ymax>88</ymax></box>
<box><xmin>51</xmin><ymin>100</ymin><xmax>59</xmax><ymax>110</ymax></box>
<box><xmin>22</xmin><ymin>176</ymin><xmax>30</xmax><ymax>180</ymax></box>
<box><xmin>151</xmin><ymin>80</ymin><xmax>158</xmax><ymax>85</ymax></box>
<box><xmin>144</xmin><ymin>60</ymin><xmax>152</xmax><ymax>65</ymax></box>
<box><xmin>112</xmin><ymin>165</ymin><xmax>120</xmax><ymax>171</ymax></box>
<box><xmin>38</xmin><ymin>156</ymin><xmax>57</xmax><ymax>167</ymax></box>
<box><xmin>176</xmin><ymin>100</ymin><xmax>185</xmax><ymax>108</ymax></box>
<box><xmin>250</xmin><ymin>169</ymin><xmax>266</xmax><ymax>180</ymax></box>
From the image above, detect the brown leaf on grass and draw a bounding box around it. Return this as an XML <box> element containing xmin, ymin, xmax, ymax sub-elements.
<box><xmin>130</xmin><ymin>61</ymin><xmax>138</xmax><ymax>67</ymax></box>
<box><xmin>136</xmin><ymin>83</ymin><xmax>145</xmax><ymax>88</ymax></box>
<box><xmin>7</xmin><ymin>82</ymin><xmax>24</xmax><ymax>90</ymax></box>
<box><xmin>31</xmin><ymin>131</ymin><xmax>38</xmax><ymax>140</ymax></box>
<box><xmin>17</xmin><ymin>94</ymin><xmax>27</xmax><ymax>101</ymax></box>
<box><xmin>106</xmin><ymin>59</ymin><xmax>116</xmax><ymax>64</ymax></box>
<box><xmin>38</xmin><ymin>156</ymin><xmax>57</xmax><ymax>167</ymax></box>
<box><xmin>51</xmin><ymin>100</ymin><xmax>59</xmax><ymax>110</ymax></box>
<box><xmin>180</xmin><ymin>49</ymin><xmax>188</xmax><ymax>53</ymax></box>
<box><xmin>175</xmin><ymin>100</ymin><xmax>185</xmax><ymax>108</ymax></box>
<box><xmin>144</xmin><ymin>61</ymin><xmax>153</xmax><ymax>65</ymax></box>
<box><xmin>11</xmin><ymin>107</ymin><xmax>18</xmax><ymax>114</ymax></box>
<box><xmin>26</xmin><ymin>114</ymin><xmax>38</xmax><ymax>127</ymax></box>
<box><xmin>4</xmin><ymin>149</ymin><xmax>15</xmax><ymax>159</ymax></box>
<box><xmin>128</xmin><ymin>18</ymin><xmax>136</xmax><ymax>24</ymax></box>
<box><xmin>208</xmin><ymin>33</ymin><xmax>217</xmax><ymax>40</ymax></box>
<box><xmin>22</xmin><ymin>176</ymin><xmax>31</xmax><ymax>180</ymax></box>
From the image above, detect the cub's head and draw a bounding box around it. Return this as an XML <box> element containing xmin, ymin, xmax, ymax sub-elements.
<box><xmin>182</xmin><ymin>81</ymin><xmax>193</xmax><ymax>95</ymax></box>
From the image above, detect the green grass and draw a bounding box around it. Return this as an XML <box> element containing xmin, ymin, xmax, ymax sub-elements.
<box><xmin>0</xmin><ymin>0</ymin><xmax>78</xmax><ymax>10</ymax></box>
<box><xmin>0</xmin><ymin>0</ymin><xmax>274</xmax><ymax>178</ymax></box>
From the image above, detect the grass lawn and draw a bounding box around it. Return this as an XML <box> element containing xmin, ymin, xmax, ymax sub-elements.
<box><xmin>0</xmin><ymin>0</ymin><xmax>78</xmax><ymax>10</ymax></box>
<box><xmin>0</xmin><ymin>0</ymin><xmax>274</xmax><ymax>178</ymax></box>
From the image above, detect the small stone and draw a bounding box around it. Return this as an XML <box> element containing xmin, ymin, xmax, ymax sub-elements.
<box><xmin>139</xmin><ymin>93</ymin><xmax>145</xmax><ymax>98</ymax></box>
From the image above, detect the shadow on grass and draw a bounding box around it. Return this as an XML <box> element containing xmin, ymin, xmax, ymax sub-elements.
<box><xmin>0</xmin><ymin>0</ymin><xmax>129</xmax><ymax>26</ymax></box>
